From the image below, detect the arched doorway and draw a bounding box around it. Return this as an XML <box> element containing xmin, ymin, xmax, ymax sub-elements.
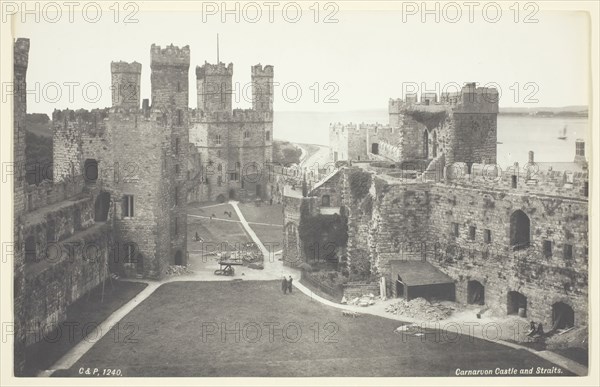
<box><xmin>371</xmin><ymin>143</ymin><xmax>379</xmax><ymax>155</ymax></box>
<box><xmin>229</xmin><ymin>189</ymin><xmax>236</xmax><ymax>200</ymax></box>
<box><xmin>84</xmin><ymin>159</ymin><xmax>98</xmax><ymax>184</ymax></box>
<box><xmin>552</xmin><ymin>302</ymin><xmax>575</xmax><ymax>330</ymax></box>
<box><xmin>467</xmin><ymin>280</ymin><xmax>485</xmax><ymax>305</ymax></box>
<box><xmin>174</xmin><ymin>250</ymin><xmax>183</xmax><ymax>266</ymax></box>
<box><xmin>507</xmin><ymin>291</ymin><xmax>527</xmax><ymax>316</ymax></box>
<box><xmin>94</xmin><ymin>191</ymin><xmax>111</xmax><ymax>221</ymax></box>
<box><xmin>216</xmin><ymin>194</ymin><xmax>226</xmax><ymax>203</ymax></box>
<box><xmin>423</xmin><ymin>130</ymin><xmax>429</xmax><ymax>159</ymax></box>
<box><xmin>510</xmin><ymin>210</ymin><xmax>530</xmax><ymax>250</ymax></box>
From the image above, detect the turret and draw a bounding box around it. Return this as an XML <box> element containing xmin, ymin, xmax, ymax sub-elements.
<box><xmin>150</xmin><ymin>44</ymin><xmax>190</xmax><ymax>109</ymax></box>
<box><xmin>111</xmin><ymin>61</ymin><xmax>141</xmax><ymax>109</ymax></box>
<box><xmin>251</xmin><ymin>64</ymin><xmax>274</xmax><ymax>112</ymax></box>
<box><xmin>196</xmin><ymin>62</ymin><xmax>233</xmax><ymax>113</ymax></box>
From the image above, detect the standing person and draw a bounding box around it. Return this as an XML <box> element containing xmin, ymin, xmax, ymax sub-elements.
<box><xmin>287</xmin><ymin>275</ymin><xmax>293</xmax><ymax>294</ymax></box>
<box><xmin>281</xmin><ymin>276</ymin><xmax>288</xmax><ymax>294</ymax></box>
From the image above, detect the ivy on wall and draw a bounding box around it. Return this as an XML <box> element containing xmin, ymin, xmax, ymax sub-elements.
<box><xmin>298</xmin><ymin>201</ymin><xmax>348</xmax><ymax>262</ymax></box>
<box><xmin>349</xmin><ymin>170</ymin><xmax>372</xmax><ymax>202</ymax></box>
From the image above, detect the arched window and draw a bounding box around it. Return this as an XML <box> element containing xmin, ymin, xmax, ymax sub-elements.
<box><xmin>322</xmin><ymin>195</ymin><xmax>331</xmax><ymax>207</ymax></box>
<box><xmin>423</xmin><ymin>129</ymin><xmax>429</xmax><ymax>159</ymax></box>
<box><xmin>510</xmin><ymin>210</ymin><xmax>530</xmax><ymax>250</ymax></box>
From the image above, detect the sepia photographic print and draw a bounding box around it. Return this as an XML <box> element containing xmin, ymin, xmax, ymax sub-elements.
<box><xmin>1</xmin><ymin>1</ymin><xmax>598</xmax><ymax>385</ymax></box>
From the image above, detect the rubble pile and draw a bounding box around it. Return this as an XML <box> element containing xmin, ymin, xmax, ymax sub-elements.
<box><xmin>385</xmin><ymin>298</ymin><xmax>455</xmax><ymax>321</ymax></box>
<box><xmin>342</xmin><ymin>293</ymin><xmax>377</xmax><ymax>307</ymax></box>
<box><xmin>165</xmin><ymin>265</ymin><xmax>194</xmax><ymax>276</ymax></box>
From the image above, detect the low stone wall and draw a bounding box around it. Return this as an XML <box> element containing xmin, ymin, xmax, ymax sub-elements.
<box><xmin>23</xmin><ymin>223</ymin><xmax>112</xmax><ymax>346</ymax></box>
<box><xmin>343</xmin><ymin>282</ymin><xmax>380</xmax><ymax>299</ymax></box>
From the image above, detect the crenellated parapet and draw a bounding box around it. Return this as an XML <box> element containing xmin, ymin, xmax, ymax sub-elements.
<box><xmin>52</xmin><ymin>108</ymin><xmax>110</xmax><ymax>126</ymax></box>
<box><xmin>111</xmin><ymin>61</ymin><xmax>141</xmax><ymax>74</ymax></box>
<box><xmin>150</xmin><ymin>44</ymin><xmax>190</xmax><ymax>68</ymax></box>
<box><xmin>196</xmin><ymin>62</ymin><xmax>233</xmax><ymax>78</ymax></box>
<box><xmin>191</xmin><ymin>108</ymin><xmax>273</xmax><ymax>123</ymax></box>
<box><xmin>251</xmin><ymin>64</ymin><xmax>274</xmax><ymax>77</ymax></box>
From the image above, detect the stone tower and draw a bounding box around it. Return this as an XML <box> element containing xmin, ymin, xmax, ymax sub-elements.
<box><xmin>251</xmin><ymin>64</ymin><xmax>274</xmax><ymax>112</ymax></box>
<box><xmin>447</xmin><ymin>83</ymin><xmax>499</xmax><ymax>165</ymax></box>
<box><xmin>149</xmin><ymin>43</ymin><xmax>189</xmax><ymax>267</ymax></box>
<box><xmin>196</xmin><ymin>62</ymin><xmax>233</xmax><ymax>113</ymax></box>
<box><xmin>111</xmin><ymin>61</ymin><xmax>141</xmax><ymax>109</ymax></box>
<box><xmin>13</xmin><ymin>37</ymin><xmax>29</xmax><ymax>376</ymax></box>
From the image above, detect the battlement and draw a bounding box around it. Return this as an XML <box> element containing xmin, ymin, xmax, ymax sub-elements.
<box><xmin>14</xmin><ymin>38</ymin><xmax>30</xmax><ymax>69</ymax></box>
<box><xmin>150</xmin><ymin>44</ymin><xmax>190</xmax><ymax>68</ymax></box>
<box><xmin>111</xmin><ymin>61</ymin><xmax>141</xmax><ymax>74</ymax></box>
<box><xmin>192</xmin><ymin>108</ymin><xmax>273</xmax><ymax>123</ymax></box>
<box><xmin>52</xmin><ymin>108</ymin><xmax>110</xmax><ymax>124</ymax></box>
<box><xmin>196</xmin><ymin>62</ymin><xmax>234</xmax><ymax>78</ymax></box>
<box><xmin>388</xmin><ymin>83</ymin><xmax>499</xmax><ymax>114</ymax></box>
<box><xmin>251</xmin><ymin>64</ymin><xmax>274</xmax><ymax>77</ymax></box>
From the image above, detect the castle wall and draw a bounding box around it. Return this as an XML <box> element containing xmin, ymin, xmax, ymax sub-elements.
<box><xmin>428</xmin><ymin>182</ymin><xmax>588</xmax><ymax>329</ymax></box>
<box><xmin>13</xmin><ymin>37</ymin><xmax>30</xmax><ymax>376</ymax></box>
<box><xmin>108</xmin><ymin>111</ymin><xmax>172</xmax><ymax>278</ymax></box>
<box><xmin>189</xmin><ymin>110</ymin><xmax>273</xmax><ymax>203</ymax></box>
<box><xmin>323</xmin><ymin>163</ymin><xmax>588</xmax><ymax>328</ymax></box>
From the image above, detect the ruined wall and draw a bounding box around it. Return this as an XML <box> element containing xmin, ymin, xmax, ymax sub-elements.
<box><xmin>428</xmin><ymin>181</ymin><xmax>588</xmax><ymax>328</ymax></box>
<box><xmin>23</xmin><ymin>223</ymin><xmax>112</xmax><ymax>347</ymax></box>
<box><xmin>13</xmin><ymin>37</ymin><xmax>30</xmax><ymax>376</ymax></box>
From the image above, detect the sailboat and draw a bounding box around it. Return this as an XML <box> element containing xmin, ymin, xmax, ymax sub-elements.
<box><xmin>558</xmin><ymin>125</ymin><xmax>567</xmax><ymax>140</ymax></box>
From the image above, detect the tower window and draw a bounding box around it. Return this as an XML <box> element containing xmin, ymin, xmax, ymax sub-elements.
<box><xmin>543</xmin><ymin>240</ymin><xmax>552</xmax><ymax>258</ymax></box>
<box><xmin>216</xmin><ymin>135</ymin><xmax>221</xmax><ymax>145</ymax></box>
<box><xmin>174</xmin><ymin>186</ymin><xmax>179</xmax><ymax>206</ymax></box>
<box><xmin>177</xmin><ymin>110</ymin><xmax>183</xmax><ymax>126</ymax></box>
<box><xmin>244</xmin><ymin>130</ymin><xmax>250</xmax><ymax>139</ymax></box>
<box><xmin>175</xmin><ymin>137</ymin><xmax>180</xmax><ymax>155</ymax></box>
<box><xmin>484</xmin><ymin>229</ymin><xmax>491</xmax><ymax>243</ymax></box>
<box><xmin>266</xmin><ymin>131</ymin><xmax>270</xmax><ymax>141</ymax></box>
<box><xmin>122</xmin><ymin>195</ymin><xmax>134</xmax><ymax>218</ymax></box>
<box><xmin>452</xmin><ymin>222</ymin><xmax>459</xmax><ymax>238</ymax></box>
<box><xmin>564</xmin><ymin>244</ymin><xmax>573</xmax><ymax>260</ymax></box>
<box><xmin>469</xmin><ymin>226</ymin><xmax>476</xmax><ymax>241</ymax></box>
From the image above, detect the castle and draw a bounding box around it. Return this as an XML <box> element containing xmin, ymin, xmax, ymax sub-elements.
<box><xmin>188</xmin><ymin>62</ymin><xmax>274</xmax><ymax>202</ymax></box>
<box><xmin>12</xmin><ymin>38</ymin><xmax>274</xmax><ymax>375</ymax></box>
<box><xmin>285</xmin><ymin>85</ymin><xmax>589</xmax><ymax>334</ymax></box>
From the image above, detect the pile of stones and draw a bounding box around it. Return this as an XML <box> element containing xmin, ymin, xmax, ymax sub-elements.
<box><xmin>165</xmin><ymin>265</ymin><xmax>194</xmax><ymax>276</ymax></box>
<box><xmin>342</xmin><ymin>293</ymin><xmax>377</xmax><ymax>307</ymax></box>
<box><xmin>385</xmin><ymin>298</ymin><xmax>455</xmax><ymax>321</ymax></box>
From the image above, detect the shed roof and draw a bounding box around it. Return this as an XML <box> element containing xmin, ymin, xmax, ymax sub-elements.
<box><xmin>391</xmin><ymin>260</ymin><xmax>454</xmax><ymax>287</ymax></box>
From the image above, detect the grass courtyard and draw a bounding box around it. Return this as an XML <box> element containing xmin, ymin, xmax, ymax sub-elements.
<box><xmin>62</xmin><ymin>281</ymin><xmax>569</xmax><ymax>377</ymax></box>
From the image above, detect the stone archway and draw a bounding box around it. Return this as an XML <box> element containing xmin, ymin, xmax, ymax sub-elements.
<box><xmin>510</xmin><ymin>210</ymin><xmax>530</xmax><ymax>250</ymax></box>
<box><xmin>507</xmin><ymin>291</ymin><xmax>527</xmax><ymax>316</ymax></box>
<box><xmin>84</xmin><ymin>159</ymin><xmax>98</xmax><ymax>183</ymax></box>
<box><xmin>467</xmin><ymin>280</ymin><xmax>485</xmax><ymax>305</ymax></box>
<box><xmin>552</xmin><ymin>302</ymin><xmax>575</xmax><ymax>330</ymax></box>
<box><xmin>371</xmin><ymin>143</ymin><xmax>379</xmax><ymax>155</ymax></box>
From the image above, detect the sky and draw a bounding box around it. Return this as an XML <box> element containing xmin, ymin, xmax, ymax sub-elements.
<box><xmin>12</xmin><ymin>3</ymin><xmax>591</xmax><ymax>115</ymax></box>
